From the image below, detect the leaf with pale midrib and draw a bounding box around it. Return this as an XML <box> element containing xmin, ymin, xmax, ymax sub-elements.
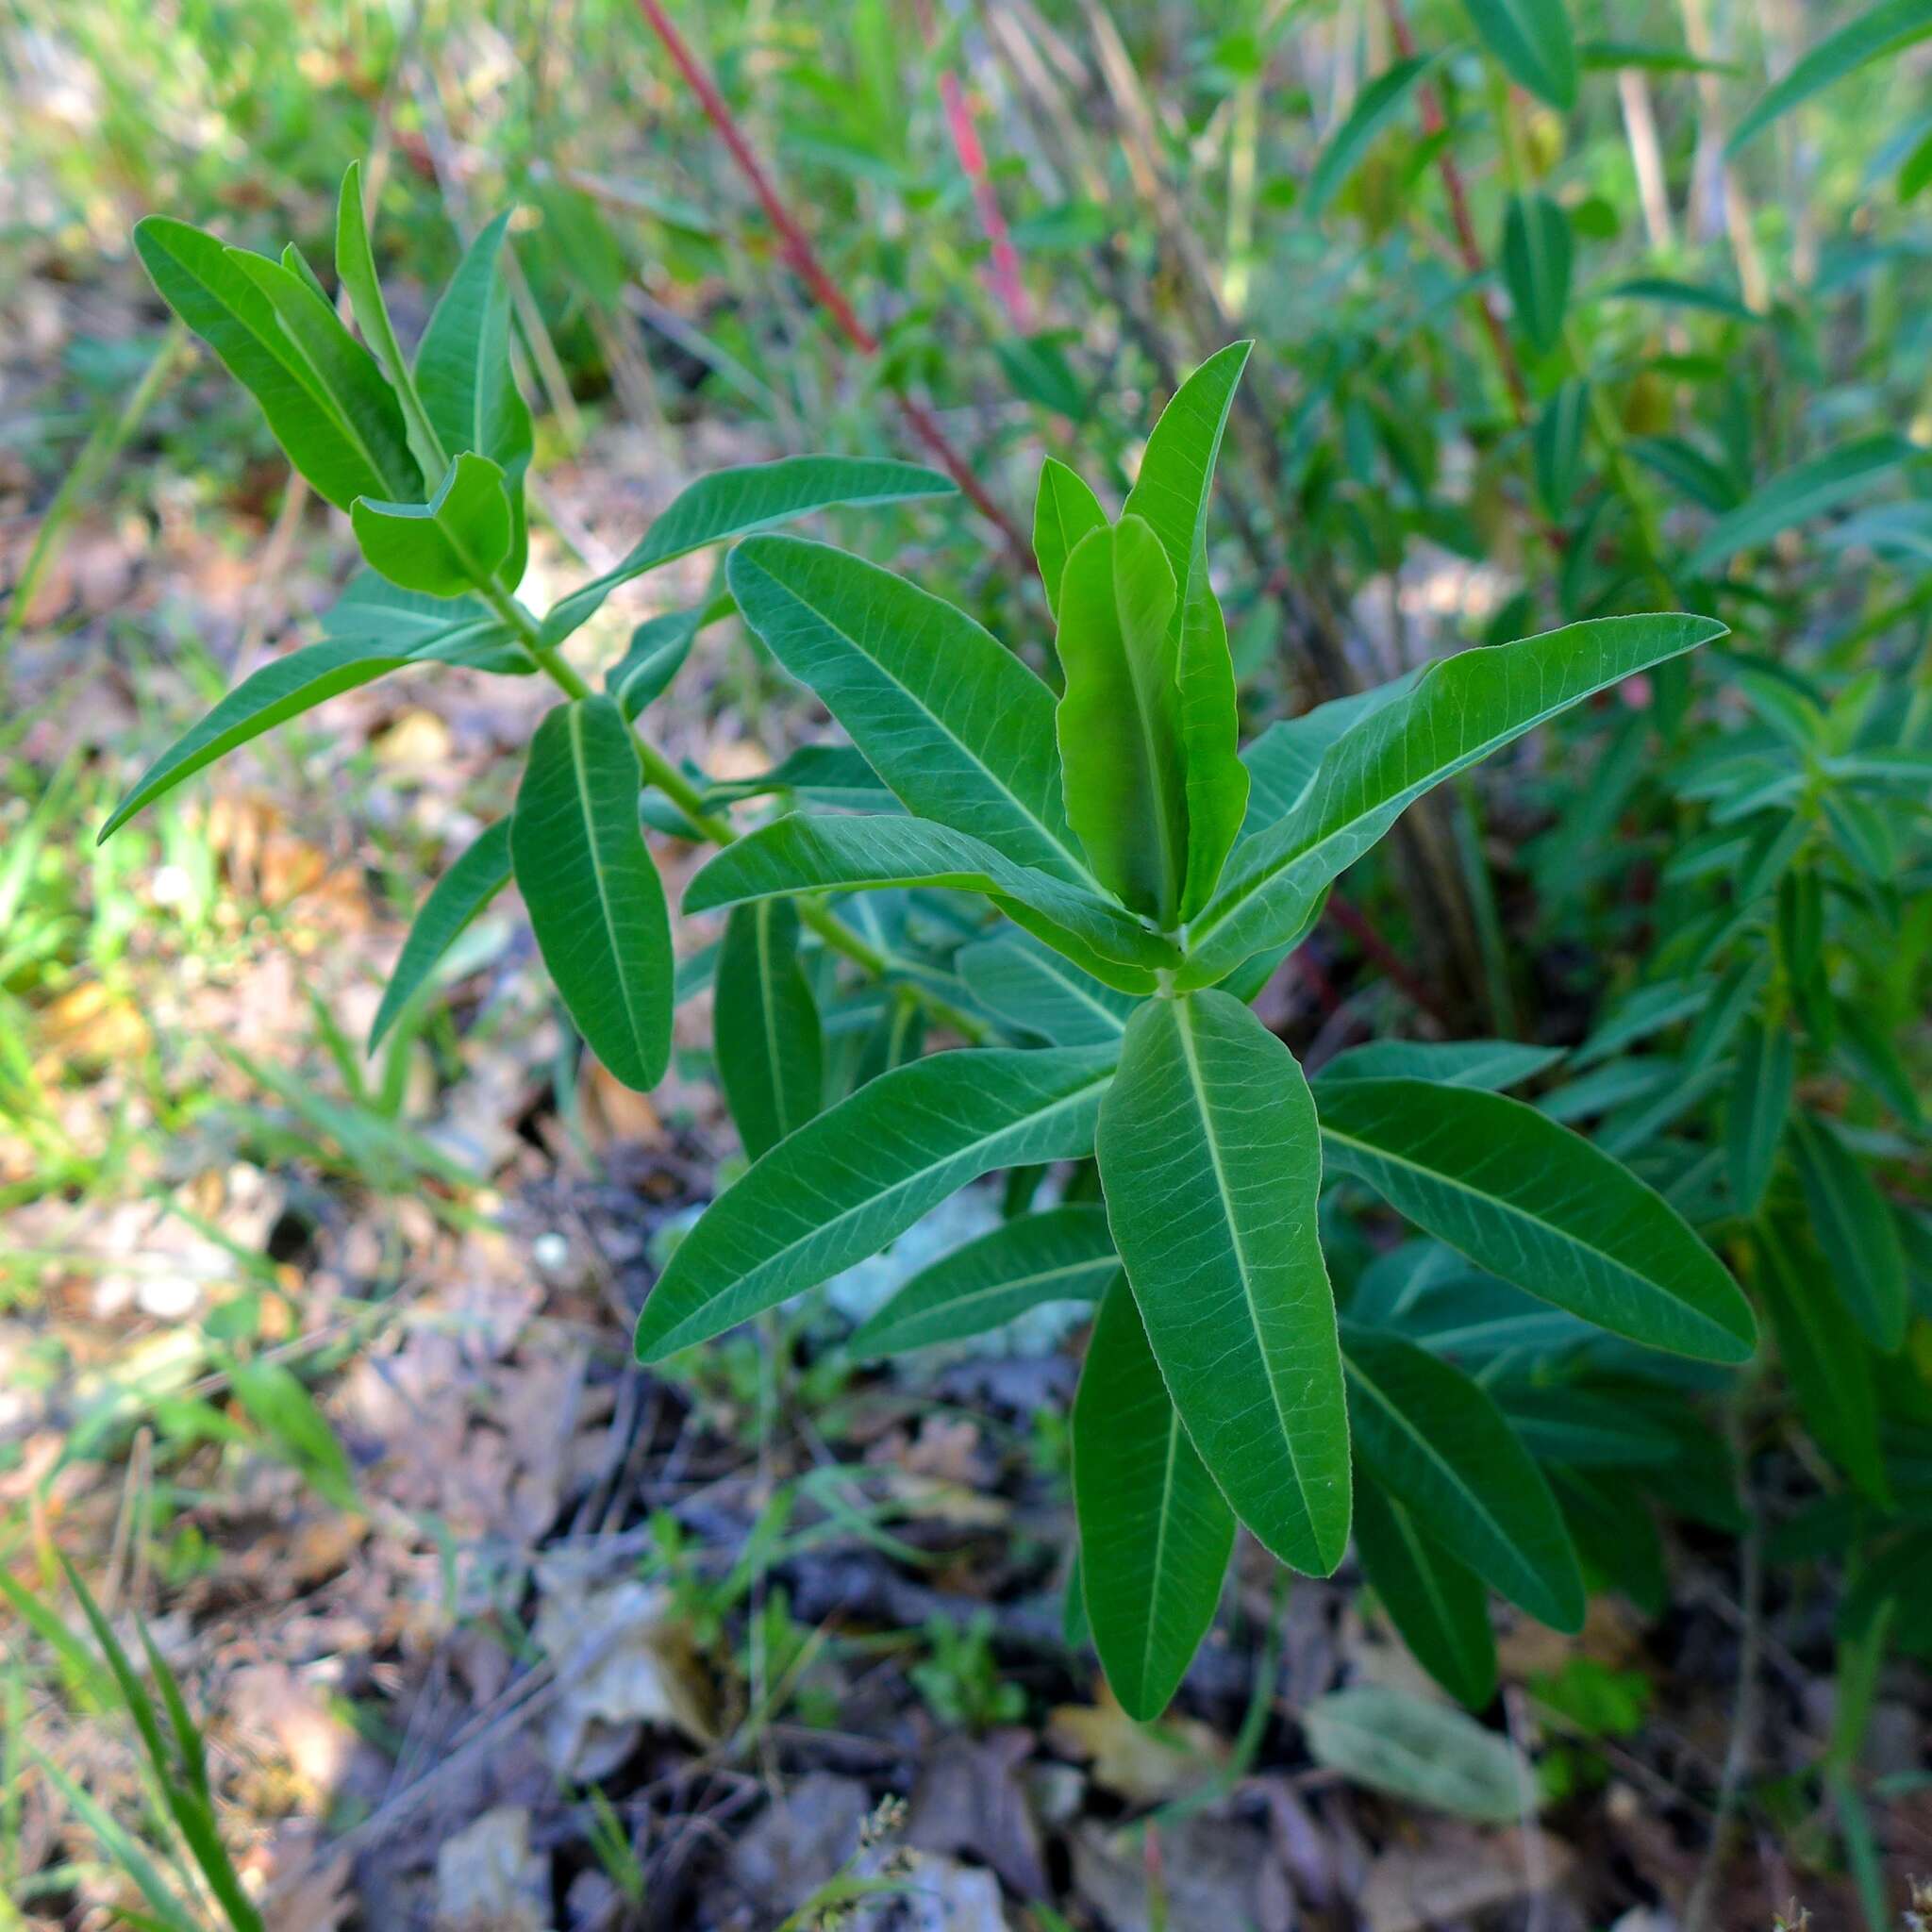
<box><xmin>715</xmin><ymin>897</ymin><xmax>824</xmax><ymax>1162</ymax></box>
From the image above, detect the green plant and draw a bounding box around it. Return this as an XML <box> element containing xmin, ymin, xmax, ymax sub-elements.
<box><xmin>106</xmin><ymin>153</ymin><xmax>1779</xmax><ymax>1727</ymax></box>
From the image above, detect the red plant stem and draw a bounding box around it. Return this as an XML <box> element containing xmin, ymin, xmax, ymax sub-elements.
<box><xmin>634</xmin><ymin>0</ymin><xmax>1032</xmax><ymax>568</ymax></box>
<box><xmin>941</xmin><ymin>71</ymin><xmax>1033</xmax><ymax>331</ymax></box>
<box><xmin>1324</xmin><ymin>891</ymin><xmax>1452</xmax><ymax>1031</ymax></box>
<box><xmin>1382</xmin><ymin>0</ymin><xmax>1531</xmax><ymax>428</ymax></box>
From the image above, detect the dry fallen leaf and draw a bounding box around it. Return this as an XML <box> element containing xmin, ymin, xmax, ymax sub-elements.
<box><xmin>1046</xmin><ymin>1686</ymin><xmax>1229</xmax><ymax>1806</ymax></box>
<box><xmin>434</xmin><ymin>1806</ymin><xmax>551</xmax><ymax>1932</ymax></box>
<box><xmin>1357</xmin><ymin>1823</ymin><xmax>1575</xmax><ymax>1932</ymax></box>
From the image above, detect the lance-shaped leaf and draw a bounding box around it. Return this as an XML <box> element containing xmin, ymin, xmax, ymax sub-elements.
<box><xmin>715</xmin><ymin>898</ymin><xmax>824</xmax><ymax>1161</ymax></box>
<box><xmin>134</xmin><ymin>217</ymin><xmax>417</xmax><ymax>511</ymax></box>
<box><xmin>1342</xmin><ymin>1325</ymin><xmax>1584</xmax><ymax>1630</ymax></box>
<box><xmin>512</xmin><ymin>698</ymin><xmax>671</xmax><ymax>1092</ymax></box>
<box><xmin>1236</xmin><ymin>674</ymin><xmax>1419</xmax><ymax>834</ymax></box>
<box><xmin>1353</xmin><ymin>1477</ymin><xmax>1497</xmax><ymax>1709</ymax></box>
<box><xmin>368</xmin><ymin>819</ymin><xmax>513</xmax><ymax>1052</ymax></box>
<box><xmin>684</xmin><ymin>814</ymin><xmax>1174</xmax><ymax>983</ymax></box>
<box><xmin>1074</xmin><ymin>1274</ymin><xmax>1235</xmax><ymax>1720</ymax></box>
<box><xmin>1463</xmin><ymin>0</ymin><xmax>1578</xmax><ymax>110</ymax></box>
<box><xmin>1181</xmin><ymin>613</ymin><xmax>1727</xmax><ymax>985</ymax></box>
<box><xmin>545</xmin><ymin>458</ymin><xmax>956</xmax><ymax>642</ymax></box>
<box><xmin>336</xmin><ymin>161</ymin><xmax>443</xmax><ymax>484</ymax></box>
<box><xmin>1034</xmin><ymin>458</ymin><xmax>1108</xmax><ymax>618</ymax></box>
<box><xmin>352</xmin><ymin>453</ymin><xmax>513</xmax><ymax>598</ymax></box>
<box><xmin>1055</xmin><ymin>517</ymin><xmax>1188</xmax><ymax>923</ymax></box>
<box><xmin>729</xmin><ymin>535</ymin><xmax>1091</xmax><ymax>882</ymax></box>
<box><xmin>1689</xmin><ymin>437</ymin><xmax>1914</xmax><ymax>574</ymax></box>
<box><xmin>1728</xmin><ymin>0</ymin><xmax>1932</xmax><ymax>153</ymax></box>
<box><xmin>1790</xmin><ymin>1112</ymin><xmax>1907</xmax><ymax>1352</ymax></box>
<box><xmin>1096</xmin><ymin>990</ymin><xmax>1351</xmax><ymax>1574</ymax></box>
<box><xmin>1757</xmin><ymin>1221</ymin><xmax>1891</xmax><ymax>1504</ymax></box>
<box><xmin>634</xmin><ymin>1045</ymin><xmax>1118</xmax><ymax>1360</ymax></box>
<box><xmin>1318</xmin><ymin>1079</ymin><xmax>1757</xmax><ymax>1363</ymax></box>
<box><xmin>319</xmin><ymin>570</ymin><xmax>525</xmax><ymax>672</ymax></box>
<box><xmin>958</xmin><ymin>930</ymin><xmax>1138</xmax><ymax>1045</ymax></box>
<box><xmin>1307</xmin><ymin>54</ymin><xmax>1441</xmax><ymax>216</ymax></box>
<box><xmin>1501</xmin><ymin>195</ymin><xmax>1573</xmax><ymax>357</ymax></box>
<box><xmin>1728</xmin><ymin>1017</ymin><xmax>1793</xmax><ymax>1216</ymax></box>
<box><xmin>853</xmin><ymin>1205</ymin><xmax>1119</xmax><ymax>1355</ymax></box>
<box><xmin>1317</xmin><ymin>1040</ymin><xmax>1563</xmax><ymax>1091</ymax></box>
<box><xmin>416</xmin><ymin>211</ymin><xmax>534</xmax><ymax>588</ymax></box>
<box><xmin>1124</xmin><ymin>342</ymin><xmax>1253</xmax><ymax>916</ymax></box>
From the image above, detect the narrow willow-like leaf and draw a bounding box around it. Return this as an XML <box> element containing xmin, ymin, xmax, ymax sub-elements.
<box><xmin>1123</xmin><ymin>342</ymin><xmax>1252</xmax><ymax>916</ymax></box>
<box><xmin>1501</xmin><ymin>194</ymin><xmax>1573</xmax><ymax>357</ymax></box>
<box><xmin>1318</xmin><ymin>1078</ymin><xmax>1757</xmax><ymax>1362</ymax></box>
<box><xmin>1182</xmin><ymin>613</ymin><xmax>1726</xmax><ymax>985</ymax></box>
<box><xmin>1306</xmin><ymin>55</ymin><xmax>1441</xmax><ymax>215</ymax></box>
<box><xmin>1303</xmin><ymin>1685</ymin><xmax>1526</xmax><ymax>1822</ymax></box>
<box><xmin>319</xmin><ymin>570</ymin><xmax>523</xmax><ymax>672</ymax></box>
<box><xmin>634</xmin><ymin>1045</ymin><xmax>1117</xmax><ymax>1360</ymax></box>
<box><xmin>1096</xmin><ymin>991</ymin><xmax>1350</xmax><ymax>1574</ymax></box>
<box><xmin>1075</xmin><ymin>1275</ymin><xmax>1235</xmax><ymax>1720</ymax></box>
<box><xmin>352</xmin><ymin>452</ymin><xmax>512</xmax><ymax>597</ymax></box>
<box><xmin>1033</xmin><ymin>457</ymin><xmax>1107</xmax><ymax>619</ymax></box>
<box><xmin>684</xmin><ymin>814</ymin><xmax>1174</xmax><ymax>982</ymax></box>
<box><xmin>1727</xmin><ymin>1017</ymin><xmax>1793</xmax><ymax>1216</ymax></box>
<box><xmin>512</xmin><ymin>697</ymin><xmax>672</xmax><ymax>1092</ymax></box>
<box><xmin>852</xmin><ymin>1205</ymin><xmax>1118</xmax><ymax>1355</ymax></box>
<box><xmin>1689</xmin><ymin>437</ymin><xmax>1914</xmax><ymax>574</ymax></box>
<box><xmin>1342</xmin><ymin>1325</ymin><xmax>1583</xmax><ymax>1630</ymax></box>
<box><xmin>415</xmin><ymin>211</ymin><xmax>533</xmax><ymax>587</ymax></box>
<box><xmin>1236</xmin><ymin>675</ymin><xmax>1419</xmax><ymax>836</ymax></box>
<box><xmin>1463</xmin><ymin>0</ymin><xmax>1577</xmax><ymax>109</ymax></box>
<box><xmin>1316</xmin><ymin>1040</ymin><xmax>1563</xmax><ymax>1091</ymax></box>
<box><xmin>730</xmin><ymin>534</ymin><xmax>1091</xmax><ymax>884</ymax></box>
<box><xmin>133</xmin><ymin>217</ymin><xmax>415</xmax><ymax>512</ymax></box>
<box><xmin>715</xmin><ymin>898</ymin><xmax>824</xmax><ymax>1161</ymax></box>
<box><xmin>336</xmin><ymin>160</ymin><xmax>443</xmax><ymax>484</ymax></box>
<box><xmin>102</xmin><ymin>639</ymin><xmax>420</xmax><ymax>841</ymax></box>
<box><xmin>957</xmin><ymin>930</ymin><xmax>1138</xmax><ymax>1045</ymax></box>
<box><xmin>1353</xmin><ymin>1477</ymin><xmax>1497</xmax><ymax>1709</ymax></box>
<box><xmin>1790</xmin><ymin>1113</ymin><xmax>1907</xmax><ymax>1352</ymax></box>
<box><xmin>1757</xmin><ymin>1222</ymin><xmax>1891</xmax><ymax>1504</ymax></box>
<box><xmin>1055</xmin><ymin>517</ymin><xmax>1187</xmax><ymax>922</ymax></box>
<box><xmin>368</xmin><ymin>819</ymin><xmax>512</xmax><ymax>1051</ymax></box>
<box><xmin>1728</xmin><ymin>0</ymin><xmax>1932</xmax><ymax>153</ymax></box>
<box><xmin>544</xmin><ymin>458</ymin><xmax>955</xmax><ymax>642</ymax></box>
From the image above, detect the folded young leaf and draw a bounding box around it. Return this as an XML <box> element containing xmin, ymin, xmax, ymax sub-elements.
<box><xmin>367</xmin><ymin>819</ymin><xmax>513</xmax><ymax>1052</ymax></box>
<box><xmin>1096</xmin><ymin>990</ymin><xmax>1351</xmax><ymax>1574</ymax></box>
<box><xmin>957</xmin><ymin>930</ymin><xmax>1139</xmax><ymax>1046</ymax></box>
<box><xmin>1790</xmin><ymin>1112</ymin><xmax>1908</xmax><ymax>1352</ymax></box>
<box><xmin>1342</xmin><ymin>1325</ymin><xmax>1584</xmax><ymax>1630</ymax></box>
<box><xmin>1316</xmin><ymin>1040</ymin><xmax>1563</xmax><ymax>1091</ymax></box>
<box><xmin>1352</xmin><ymin>1477</ymin><xmax>1497</xmax><ymax>1709</ymax></box>
<box><xmin>1055</xmin><ymin>516</ymin><xmax>1188</xmax><ymax>923</ymax></box>
<box><xmin>634</xmin><ymin>1045</ymin><xmax>1118</xmax><ymax>1360</ymax></box>
<box><xmin>415</xmin><ymin>211</ymin><xmax>534</xmax><ymax>589</ymax></box>
<box><xmin>684</xmin><ymin>815</ymin><xmax>1174</xmax><ymax>983</ymax></box>
<box><xmin>1182</xmin><ymin>613</ymin><xmax>1727</xmax><ymax>986</ymax></box>
<box><xmin>1318</xmin><ymin>1078</ymin><xmax>1757</xmax><ymax>1362</ymax></box>
<box><xmin>729</xmin><ymin>535</ymin><xmax>1092</xmax><ymax>884</ymax></box>
<box><xmin>1122</xmin><ymin>341</ymin><xmax>1253</xmax><ymax>915</ymax></box>
<box><xmin>352</xmin><ymin>453</ymin><xmax>513</xmax><ymax>598</ymax></box>
<box><xmin>851</xmin><ymin>1204</ymin><xmax>1118</xmax><ymax>1355</ymax></box>
<box><xmin>133</xmin><ymin>217</ymin><xmax>416</xmax><ymax>512</ymax></box>
<box><xmin>544</xmin><ymin>458</ymin><xmax>956</xmax><ymax>642</ymax></box>
<box><xmin>1033</xmin><ymin>458</ymin><xmax>1107</xmax><ymax>619</ymax></box>
<box><xmin>1074</xmin><ymin>1274</ymin><xmax>1235</xmax><ymax>1720</ymax></box>
<box><xmin>512</xmin><ymin>698</ymin><xmax>672</xmax><ymax>1092</ymax></box>
<box><xmin>715</xmin><ymin>898</ymin><xmax>824</xmax><ymax>1161</ymax></box>
<box><xmin>1727</xmin><ymin>1016</ymin><xmax>1793</xmax><ymax>1216</ymax></box>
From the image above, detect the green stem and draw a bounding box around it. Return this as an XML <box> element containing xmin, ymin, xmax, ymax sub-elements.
<box><xmin>479</xmin><ymin>575</ymin><xmax>990</xmax><ymax>1041</ymax></box>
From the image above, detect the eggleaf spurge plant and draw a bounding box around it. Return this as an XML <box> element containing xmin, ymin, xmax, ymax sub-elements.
<box><xmin>109</xmin><ymin>173</ymin><xmax>1759</xmax><ymax>1726</ymax></box>
<box><xmin>637</xmin><ymin>341</ymin><xmax>1757</xmax><ymax>1719</ymax></box>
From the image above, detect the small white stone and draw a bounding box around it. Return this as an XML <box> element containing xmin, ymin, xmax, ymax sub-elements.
<box><xmin>531</xmin><ymin>1232</ymin><xmax>572</xmax><ymax>1274</ymax></box>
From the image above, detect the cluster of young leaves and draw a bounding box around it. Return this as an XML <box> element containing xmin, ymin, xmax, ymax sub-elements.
<box><xmin>626</xmin><ymin>342</ymin><xmax>1757</xmax><ymax>1718</ymax></box>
